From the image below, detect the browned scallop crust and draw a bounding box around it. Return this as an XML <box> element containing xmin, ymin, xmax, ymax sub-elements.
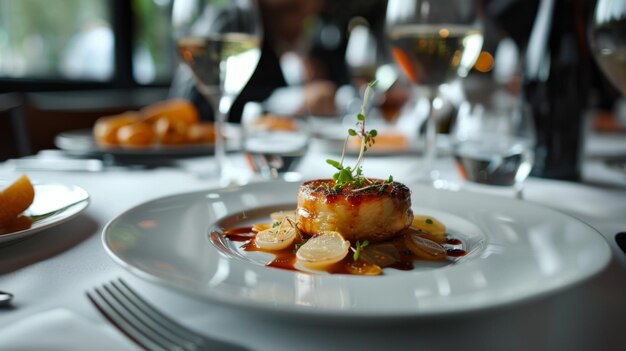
<box><xmin>296</xmin><ymin>179</ymin><xmax>414</xmax><ymax>242</ymax></box>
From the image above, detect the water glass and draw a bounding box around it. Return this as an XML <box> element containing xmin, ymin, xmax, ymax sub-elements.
<box><xmin>450</xmin><ymin>91</ymin><xmax>535</xmax><ymax>198</ymax></box>
<box><xmin>242</xmin><ymin>104</ymin><xmax>308</xmax><ymax>179</ymax></box>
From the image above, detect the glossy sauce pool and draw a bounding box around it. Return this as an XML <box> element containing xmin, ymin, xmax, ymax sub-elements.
<box><xmin>222</xmin><ymin>226</ymin><xmax>466</xmax><ymax>275</ymax></box>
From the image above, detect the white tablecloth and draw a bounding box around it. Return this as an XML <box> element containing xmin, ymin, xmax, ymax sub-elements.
<box><xmin>1</xmin><ymin>142</ymin><xmax>625</xmax><ymax>351</ymax></box>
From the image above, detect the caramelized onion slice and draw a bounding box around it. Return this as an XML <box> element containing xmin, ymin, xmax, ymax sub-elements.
<box><xmin>270</xmin><ymin>210</ymin><xmax>296</xmax><ymax>224</ymax></box>
<box><xmin>359</xmin><ymin>243</ymin><xmax>401</xmax><ymax>267</ymax></box>
<box><xmin>255</xmin><ymin>224</ymin><xmax>297</xmax><ymax>251</ymax></box>
<box><xmin>296</xmin><ymin>231</ymin><xmax>350</xmax><ymax>270</ymax></box>
<box><xmin>411</xmin><ymin>215</ymin><xmax>446</xmax><ymax>243</ymax></box>
<box><xmin>405</xmin><ymin>233</ymin><xmax>446</xmax><ymax>261</ymax></box>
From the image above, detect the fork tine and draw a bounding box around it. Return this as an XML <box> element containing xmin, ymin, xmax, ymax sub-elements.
<box><xmin>88</xmin><ymin>279</ymin><xmax>249</xmax><ymax>351</ymax></box>
<box><xmin>88</xmin><ymin>280</ymin><xmax>196</xmax><ymax>351</ymax></box>
<box><xmin>111</xmin><ymin>279</ymin><xmax>205</xmax><ymax>346</ymax></box>
<box><xmin>87</xmin><ymin>289</ymin><xmax>172</xmax><ymax>351</ymax></box>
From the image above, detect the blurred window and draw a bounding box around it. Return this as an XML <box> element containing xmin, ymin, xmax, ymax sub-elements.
<box><xmin>0</xmin><ymin>0</ymin><xmax>174</xmax><ymax>87</ymax></box>
<box><xmin>133</xmin><ymin>0</ymin><xmax>174</xmax><ymax>85</ymax></box>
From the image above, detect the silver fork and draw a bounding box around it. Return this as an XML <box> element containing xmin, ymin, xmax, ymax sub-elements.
<box><xmin>87</xmin><ymin>278</ymin><xmax>248</xmax><ymax>351</ymax></box>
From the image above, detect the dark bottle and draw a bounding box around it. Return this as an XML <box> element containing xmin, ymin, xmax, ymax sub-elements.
<box><xmin>522</xmin><ymin>0</ymin><xmax>591</xmax><ymax>181</ymax></box>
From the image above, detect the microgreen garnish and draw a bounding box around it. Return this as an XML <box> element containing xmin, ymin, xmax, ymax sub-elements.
<box><xmin>425</xmin><ymin>218</ymin><xmax>433</xmax><ymax>225</ymax></box>
<box><xmin>353</xmin><ymin>240</ymin><xmax>370</xmax><ymax>261</ymax></box>
<box><xmin>293</xmin><ymin>241</ymin><xmax>306</xmax><ymax>253</ymax></box>
<box><xmin>326</xmin><ymin>80</ymin><xmax>392</xmax><ymax>190</ymax></box>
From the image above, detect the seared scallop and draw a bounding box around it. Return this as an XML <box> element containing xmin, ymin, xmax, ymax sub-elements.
<box><xmin>296</xmin><ymin>179</ymin><xmax>413</xmax><ymax>242</ymax></box>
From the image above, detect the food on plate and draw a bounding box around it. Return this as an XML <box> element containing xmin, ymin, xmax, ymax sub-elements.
<box><xmin>186</xmin><ymin>123</ymin><xmax>217</xmax><ymax>144</ymax></box>
<box><xmin>295</xmin><ymin>231</ymin><xmax>350</xmax><ymax>270</ymax></box>
<box><xmin>255</xmin><ymin>219</ymin><xmax>298</xmax><ymax>251</ymax></box>
<box><xmin>116</xmin><ymin>122</ymin><xmax>157</xmax><ymax>147</ymax></box>
<box><xmin>93</xmin><ymin>99</ymin><xmax>214</xmax><ymax>148</ymax></box>
<box><xmin>93</xmin><ymin>112</ymin><xmax>139</xmax><ymax>145</ymax></box>
<box><xmin>2</xmin><ymin>215</ymin><xmax>32</xmax><ymax>234</ymax></box>
<box><xmin>221</xmin><ymin>82</ymin><xmax>465</xmax><ymax>275</ymax></box>
<box><xmin>348</xmin><ymin>131</ymin><xmax>409</xmax><ymax>152</ymax></box>
<box><xmin>0</xmin><ymin>175</ymin><xmax>34</xmax><ymax>232</ymax></box>
<box><xmin>251</xmin><ymin>114</ymin><xmax>298</xmax><ymax>131</ymax></box>
<box><xmin>223</xmin><ymin>208</ymin><xmax>464</xmax><ymax>275</ymax></box>
<box><xmin>140</xmin><ymin>98</ymin><xmax>199</xmax><ymax>125</ymax></box>
<box><xmin>296</xmin><ymin>178</ymin><xmax>413</xmax><ymax>242</ymax></box>
<box><xmin>411</xmin><ymin>215</ymin><xmax>446</xmax><ymax>243</ymax></box>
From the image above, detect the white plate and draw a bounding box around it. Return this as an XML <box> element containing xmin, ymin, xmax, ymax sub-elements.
<box><xmin>54</xmin><ymin>129</ymin><xmax>215</xmax><ymax>157</ymax></box>
<box><xmin>103</xmin><ymin>180</ymin><xmax>611</xmax><ymax>319</ymax></box>
<box><xmin>0</xmin><ymin>182</ymin><xmax>89</xmax><ymax>245</ymax></box>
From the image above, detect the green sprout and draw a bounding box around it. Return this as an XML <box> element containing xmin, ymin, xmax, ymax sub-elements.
<box><xmin>353</xmin><ymin>240</ymin><xmax>370</xmax><ymax>261</ymax></box>
<box><xmin>326</xmin><ymin>81</ymin><xmax>392</xmax><ymax>190</ymax></box>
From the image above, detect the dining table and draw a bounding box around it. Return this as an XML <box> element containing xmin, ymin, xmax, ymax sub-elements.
<box><xmin>0</xmin><ymin>128</ymin><xmax>625</xmax><ymax>351</ymax></box>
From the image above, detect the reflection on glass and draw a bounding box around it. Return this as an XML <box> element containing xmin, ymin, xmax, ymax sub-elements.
<box><xmin>589</xmin><ymin>0</ymin><xmax>626</xmax><ymax>96</ymax></box>
<box><xmin>386</xmin><ymin>0</ymin><xmax>483</xmax><ymax>183</ymax></box>
<box><xmin>172</xmin><ymin>0</ymin><xmax>262</xmax><ymax>183</ymax></box>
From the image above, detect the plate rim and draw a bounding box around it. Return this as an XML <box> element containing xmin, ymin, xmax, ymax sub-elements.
<box><xmin>101</xmin><ymin>180</ymin><xmax>613</xmax><ymax>319</ymax></box>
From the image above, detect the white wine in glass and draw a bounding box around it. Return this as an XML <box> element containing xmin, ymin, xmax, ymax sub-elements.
<box><xmin>172</xmin><ymin>0</ymin><xmax>262</xmax><ymax>182</ymax></box>
<box><xmin>386</xmin><ymin>0</ymin><xmax>483</xmax><ymax>183</ymax></box>
<box><xmin>589</xmin><ymin>0</ymin><xmax>626</xmax><ymax>95</ymax></box>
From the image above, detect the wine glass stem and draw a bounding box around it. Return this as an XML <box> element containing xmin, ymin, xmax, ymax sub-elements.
<box><xmin>203</xmin><ymin>90</ymin><xmax>234</xmax><ymax>184</ymax></box>
<box><xmin>417</xmin><ymin>87</ymin><xmax>438</xmax><ymax>182</ymax></box>
<box><xmin>217</xmin><ymin>94</ymin><xmax>235</xmax><ymax>184</ymax></box>
<box><xmin>425</xmin><ymin>96</ymin><xmax>437</xmax><ymax>179</ymax></box>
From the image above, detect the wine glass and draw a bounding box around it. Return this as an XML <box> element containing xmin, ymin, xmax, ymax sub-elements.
<box><xmin>589</xmin><ymin>0</ymin><xmax>626</xmax><ymax>96</ymax></box>
<box><xmin>345</xmin><ymin>23</ymin><xmax>402</xmax><ymax>126</ymax></box>
<box><xmin>385</xmin><ymin>0</ymin><xmax>483</xmax><ymax>182</ymax></box>
<box><xmin>241</xmin><ymin>103</ymin><xmax>309</xmax><ymax>180</ymax></box>
<box><xmin>172</xmin><ymin>0</ymin><xmax>262</xmax><ymax>183</ymax></box>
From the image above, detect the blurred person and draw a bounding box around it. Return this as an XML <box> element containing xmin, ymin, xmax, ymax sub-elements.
<box><xmin>172</xmin><ymin>0</ymin><xmax>336</xmax><ymax>121</ymax></box>
<box><xmin>174</xmin><ymin>0</ymin><xmax>396</xmax><ymax>122</ymax></box>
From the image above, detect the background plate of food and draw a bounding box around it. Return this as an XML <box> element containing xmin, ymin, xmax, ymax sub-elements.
<box><xmin>308</xmin><ymin>115</ymin><xmax>451</xmax><ymax>156</ymax></box>
<box><xmin>55</xmin><ymin>99</ymin><xmax>218</xmax><ymax>157</ymax></box>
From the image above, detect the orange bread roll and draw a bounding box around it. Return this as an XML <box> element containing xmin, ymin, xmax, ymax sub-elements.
<box><xmin>93</xmin><ymin>112</ymin><xmax>140</xmax><ymax>146</ymax></box>
<box><xmin>187</xmin><ymin>122</ymin><xmax>216</xmax><ymax>143</ymax></box>
<box><xmin>154</xmin><ymin>117</ymin><xmax>190</xmax><ymax>145</ymax></box>
<box><xmin>117</xmin><ymin>122</ymin><xmax>157</xmax><ymax>147</ymax></box>
<box><xmin>141</xmin><ymin>99</ymin><xmax>199</xmax><ymax>125</ymax></box>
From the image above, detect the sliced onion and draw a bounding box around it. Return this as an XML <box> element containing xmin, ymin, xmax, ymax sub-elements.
<box><xmin>359</xmin><ymin>243</ymin><xmax>400</xmax><ymax>267</ymax></box>
<box><xmin>410</xmin><ymin>215</ymin><xmax>446</xmax><ymax>243</ymax></box>
<box><xmin>296</xmin><ymin>231</ymin><xmax>350</xmax><ymax>270</ymax></box>
<box><xmin>405</xmin><ymin>233</ymin><xmax>446</xmax><ymax>261</ymax></box>
<box><xmin>255</xmin><ymin>225</ymin><xmax>297</xmax><ymax>251</ymax></box>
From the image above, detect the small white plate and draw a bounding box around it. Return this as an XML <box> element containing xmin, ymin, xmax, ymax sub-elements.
<box><xmin>103</xmin><ymin>180</ymin><xmax>611</xmax><ymax>319</ymax></box>
<box><xmin>0</xmin><ymin>182</ymin><xmax>89</xmax><ymax>245</ymax></box>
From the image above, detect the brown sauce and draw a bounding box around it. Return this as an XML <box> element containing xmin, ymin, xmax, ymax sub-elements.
<box><xmin>222</xmin><ymin>226</ymin><xmax>467</xmax><ymax>275</ymax></box>
<box><xmin>446</xmin><ymin>238</ymin><xmax>463</xmax><ymax>245</ymax></box>
<box><xmin>222</xmin><ymin>226</ymin><xmax>256</xmax><ymax>242</ymax></box>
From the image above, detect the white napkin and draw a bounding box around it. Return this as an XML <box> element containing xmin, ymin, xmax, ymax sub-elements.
<box><xmin>0</xmin><ymin>308</ymin><xmax>138</xmax><ymax>351</ymax></box>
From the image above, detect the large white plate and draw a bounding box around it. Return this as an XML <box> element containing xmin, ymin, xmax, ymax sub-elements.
<box><xmin>0</xmin><ymin>182</ymin><xmax>89</xmax><ymax>245</ymax></box>
<box><xmin>102</xmin><ymin>180</ymin><xmax>611</xmax><ymax>319</ymax></box>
